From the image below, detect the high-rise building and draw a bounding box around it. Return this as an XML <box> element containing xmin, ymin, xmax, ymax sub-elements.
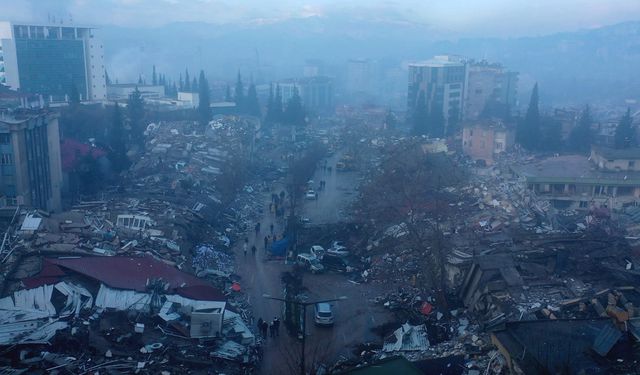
<box><xmin>0</xmin><ymin>21</ymin><xmax>106</xmax><ymax>102</ymax></box>
<box><xmin>407</xmin><ymin>55</ymin><xmax>467</xmax><ymax>128</ymax></box>
<box><xmin>278</xmin><ymin>76</ymin><xmax>333</xmax><ymax>112</ymax></box>
<box><xmin>0</xmin><ymin>109</ymin><xmax>62</xmax><ymax>212</ymax></box>
<box><xmin>464</xmin><ymin>61</ymin><xmax>518</xmax><ymax>120</ymax></box>
<box><xmin>346</xmin><ymin>59</ymin><xmax>376</xmax><ymax>95</ymax></box>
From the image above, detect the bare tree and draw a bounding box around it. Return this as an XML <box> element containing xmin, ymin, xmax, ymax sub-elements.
<box><xmin>353</xmin><ymin>139</ymin><xmax>467</xmax><ymax>292</ymax></box>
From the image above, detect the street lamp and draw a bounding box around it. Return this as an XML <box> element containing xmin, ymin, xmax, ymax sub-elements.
<box><xmin>263</xmin><ymin>294</ymin><xmax>347</xmax><ymax>375</ymax></box>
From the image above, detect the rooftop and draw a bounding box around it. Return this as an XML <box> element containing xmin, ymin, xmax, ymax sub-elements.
<box><xmin>463</xmin><ymin>118</ymin><xmax>514</xmax><ymax>131</ymax></box>
<box><xmin>27</xmin><ymin>256</ymin><xmax>226</xmax><ymax>301</ymax></box>
<box><xmin>593</xmin><ymin>146</ymin><xmax>640</xmax><ymax>160</ymax></box>
<box><xmin>512</xmin><ymin>155</ymin><xmax>640</xmax><ymax>185</ymax></box>
<box><xmin>492</xmin><ymin>319</ymin><xmax>629</xmax><ymax>374</ymax></box>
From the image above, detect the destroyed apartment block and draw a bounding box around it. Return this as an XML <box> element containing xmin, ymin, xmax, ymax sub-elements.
<box><xmin>491</xmin><ymin>318</ymin><xmax>640</xmax><ymax>374</ymax></box>
<box><xmin>512</xmin><ymin>146</ymin><xmax>640</xmax><ymax>211</ymax></box>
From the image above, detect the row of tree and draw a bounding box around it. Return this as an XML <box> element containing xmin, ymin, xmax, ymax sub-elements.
<box><xmin>517</xmin><ymin>83</ymin><xmax>636</xmax><ymax>152</ymax></box>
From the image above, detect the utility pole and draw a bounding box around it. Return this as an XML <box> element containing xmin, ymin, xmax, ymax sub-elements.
<box><xmin>263</xmin><ymin>294</ymin><xmax>347</xmax><ymax>375</ymax></box>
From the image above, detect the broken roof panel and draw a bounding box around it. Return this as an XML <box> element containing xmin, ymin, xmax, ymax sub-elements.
<box><xmin>382</xmin><ymin>323</ymin><xmax>430</xmax><ymax>352</ymax></box>
<box><xmin>44</xmin><ymin>256</ymin><xmax>225</xmax><ymax>301</ymax></box>
<box><xmin>592</xmin><ymin>323</ymin><xmax>623</xmax><ymax>357</ymax></box>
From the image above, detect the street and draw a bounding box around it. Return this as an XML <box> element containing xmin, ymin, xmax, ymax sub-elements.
<box><xmin>234</xmin><ymin>150</ymin><xmax>394</xmax><ymax>374</ymax></box>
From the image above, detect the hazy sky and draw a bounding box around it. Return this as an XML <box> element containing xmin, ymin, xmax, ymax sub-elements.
<box><xmin>1</xmin><ymin>0</ymin><xmax>639</xmax><ymax>37</ymax></box>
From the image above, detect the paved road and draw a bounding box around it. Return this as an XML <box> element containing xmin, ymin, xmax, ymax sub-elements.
<box><xmin>235</xmin><ymin>150</ymin><xmax>393</xmax><ymax>374</ymax></box>
<box><xmin>301</xmin><ymin>152</ymin><xmax>360</xmax><ymax>225</ymax></box>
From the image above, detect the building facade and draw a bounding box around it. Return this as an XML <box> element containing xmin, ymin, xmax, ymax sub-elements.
<box><xmin>464</xmin><ymin>61</ymin><xmax>518</xmax><ymax>120</ymax></box>
<box><xmin>0</xmin><ymin>21</ymin><xmax>106</xmax><ymax>102</ymax></box>
<box><xmin>513</xmin><ymin>151</ymin><xmax>640</xmax><ymax>210</ymax></box>
<box><xmin>462</xmin><ymin>119</ymin><xmax>515</xmax><ymax>165</ymax></box>
<box><xmin>107</xmin><ymin>84</ymin><xmax>165</xmax><ymax>101</ymax></box>
<box><xmin>0</xmin><ymin>110</ymin><xmax>62</xmax><ymax>212</ymax></box>
<box><xmin>408</xmin><ymin>55</ymin><xmax>467</xmax><ymax>130</ymax></box>
<box><xmin>278</xmin><ymin>76</ymin><xmax>333</xmax><ymax>112</ymax></box>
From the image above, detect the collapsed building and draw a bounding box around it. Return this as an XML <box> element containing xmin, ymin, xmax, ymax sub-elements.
<box><xmin>513</xmin><ymin>147</ymin><xmax>640</xmax><ymax>210</ymax></box>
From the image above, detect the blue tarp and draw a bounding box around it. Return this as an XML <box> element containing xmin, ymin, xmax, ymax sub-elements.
<box><xmin>269</xmin><ymin>237</ymin><xmax>289</xmax><ymax>256</ymax></box>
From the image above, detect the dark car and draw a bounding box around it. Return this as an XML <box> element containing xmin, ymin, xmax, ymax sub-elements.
<box><xmin>321</xmin><ymin>254</ymin><xmax>362</xmax><ymax>273</ymax></box>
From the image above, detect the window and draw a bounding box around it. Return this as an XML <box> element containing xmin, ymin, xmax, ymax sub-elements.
<box><xmin>0</xmin><ymin>134</ymin><xmax>10</xmax><ymax>144</ymax></box>
<box><xmin>629</xmin><ymin>161</ymin><xmax>635</xmax><ymax>169</ymax></box>
<box><xmin>1</xmin><ymin>153</ymin><xmax>13</xmax><ymax>165</ymax></box>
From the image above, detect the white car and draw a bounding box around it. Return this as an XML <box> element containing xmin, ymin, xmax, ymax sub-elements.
<box><xmin>326</xmin><ymin>241</ymin><xmax>349</xmax><ymax>257</ymax></box>
<box><xmin>305</xmin><ymin>190</ymin><xmax>318</xmax><ymax>200</ymax></box>
<box><xmin>310</xmin><ymin>245</ymin><xmax>325</xmax><ymax>259</ymax></box>
<box><xmin>314</xmin><ymin>303</ymin><xmax>334</xmax><ymax>326</ymax></box>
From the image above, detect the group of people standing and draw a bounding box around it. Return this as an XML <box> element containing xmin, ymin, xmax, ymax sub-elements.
<box><xmin>257</xmin><ymin>317</ymin><xmax>280</xmax><ymax>339</ymax></box>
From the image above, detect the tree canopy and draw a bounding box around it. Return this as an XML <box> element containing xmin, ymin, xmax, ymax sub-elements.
<box><xmin>614</xmin><ymin>108</ymin><xmax>636</xmax><ymax>149</ymax></box>
<box><xmin>517</xmin><ymin>83</ymin><xmax>541</xmax><ymax>150</ymax></box>
<box><xmin>198</xmin><ymin>70</ymin><xmax>211</xmax><ymax>127</ymax></box>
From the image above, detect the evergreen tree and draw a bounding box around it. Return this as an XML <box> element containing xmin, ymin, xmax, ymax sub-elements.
<box><xmin>171</xmin><ymin>82</ymin><xmax>178</xmax><ymax>98</ymax></box>
<box><xmin>274</xmin><ymin>84</ymin><xmax>283</xmax><ymax>122</ymax></box>
<box><xmin>105</xmin><ymin>70</ymin><xmax>111</xmax><ymax>85</ymax></box>
<box><xmin>446</xmin><ymin>108</ymin><xmax>461</xmax><ymax>136</ymax></box>
<box><xmin>191</xmin><ymin>77</ymin><xmax>197</xmax><ymax>93</ymax></box>
<box><xmin>429</xmin><ymin>107</ymin><xmax>446</xmax><ymax>138</ymax></box>
<box><xmin>225</xmin><ymin>85</ymin><xmax>232</xmax><ymax>102</ymax></box>
<box><xmin>138</xmin><ymin>75</ymin><xmax>143</xmax><ymax>85</ymax></box>
<box><xmin>179</xmin><ymin>73</ymin><xmax>184</xmax><ymax>92</ymax></box>
<box><xmin>517</xmin><ymin>83</ymin><xmax>541</xmax><ymax>150</ymax></box>
<box><xmin>234</xmin><ymin>72</ymin><xmax>245</xmax><ymax>112</ymax></box>
<box><xmin>614</xmin><ymin>108</ymin><xmax>635</xmax><ymax>149</ymax></box>
<box><xmin>384</xmin><ymin>110</ymin><xmax>396</xmax><ymax>130</ymax></box>
<box><xmin>284</xmin><ymin>86</ymin><xmax>305</xmax><ymax>126</ymax></box>
<box><xmin>412</xmin><ymin>91</ymin><xmax>428</xmax><ymax>136</ymax></box>
<box><xmin>109</xmin><ymin>103</ymin><xmax>128</xmax><ymax>173</ymax></box>
<box><xmin>246</xmin><ymin>83</ymin><xmax>260</xmax><ymax>116</ymax></box>
<box><xmin>152</xmin><ymin>65</ymin><xmax>157</xmax><ymax>85</ymax></box>
<box><xmin>127</xmin><ymin>88</ymin><xmax>146</xmax><ymax>149</ymax></box>
<box><xmin>265</xmin><ymin>83</ymin><xmax>275</xmax><ymax>122</ymax></box>
<box><xmin>539</xmin><ymin>116</ymin><xmax>563</xmax><ymax>152</ymax></box>
<box><xmin>68</xmin><ymin>82</ymin><xmax>80</xmax><ymax>105</ymax></box>
<box><xmin>198</xmin><ymin>70</ymin><xmax>211</xmax><ymax>127</ymax></box>
<box><xmin>567</xmin><ymin>105</ymin><xmax>594</xmax><ymax>153</ymax></box>
<box><xmin>184</xmin><ymin>69</ymin><xmax>191</xmax><ymax>91</ymax></box>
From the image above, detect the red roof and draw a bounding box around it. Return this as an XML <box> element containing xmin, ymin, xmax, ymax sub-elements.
<box><xmin>42</xmin><ymin>256</ymin><xmax>225</xmax><ymax>301</ymax></box>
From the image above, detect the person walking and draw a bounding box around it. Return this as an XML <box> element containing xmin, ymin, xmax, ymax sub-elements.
<box><xmin>243</xmin><ymin>237</ymin><xmax>248</xmax><ymax>256</ymax></box>
<box><xmin>273</xmin><ymin>317</ymin><xmax>280</xmax><ymax>336</ymax></box>
<box><xmin>261</xmin><ymin>320</ymin><xmax>269</xmax><ymax>338</ymax></box>
<box><xmin>270</xmin><ymin>223</ymin><xmax>274</xmax><ymax>235</ymax></box>
<box><xmin>269</xmin><ymin>321</ymin><xmax>276</xmax><ymax>338</ymax></box>
<box><xmin>264</xmin><ymin>235</ymin><xmax>269</xmax><ymax>250</ymax></box>
<box><xmin>251</xmin><ymin>245</ymin><xmax>257</xmax><ymax>256</ymax></box>
<box><xmin>257</xmin><ymin>318</ymin><xmax>264</xmax><ymax>335</ymax></box>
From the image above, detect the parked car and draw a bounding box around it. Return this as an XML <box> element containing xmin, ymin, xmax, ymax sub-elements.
<box><xmin>322</xmin><ymin>254</ymin><xmax>360</xmax><ymax>272</ymax></box>
<box><xmin>314</xmin><ymin>302</ymin><xmax>334</xmax><ymax>326</ymax></box>
<box><xmin>326</xmin><ymin>241</ymin><xmax>349</xmax><ymax>257</ymax></box>
<box><xmin>305</xmin><ymin>190</ymin><xmax>318</xmax><ymax>200</ymax></box>
<box><xmin>296</xmin><ymin>253</ymin><xmax>324</xmax><ymax>274</ymax></box>
<box><xmin>310</xmin><ymin>245</ymin><xmax>325</xmax><ymax>259</ymax></box>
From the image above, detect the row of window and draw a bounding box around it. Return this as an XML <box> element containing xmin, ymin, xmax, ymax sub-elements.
<box><xmin>1</xmin><ymin>153</ymin><xmax>14</xmax><ymax>165</ymax></box>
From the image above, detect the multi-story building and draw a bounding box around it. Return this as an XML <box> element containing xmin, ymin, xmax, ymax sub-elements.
<box><xmin>107</xmin><ymin>84</ymin><xmax>165</xmax><ymax>101</ymax></box>
<box><xmin>408</xmin><ymin>55</ymin><xmax>467</xmax><ymax>130</ymax></box>
<box><xmin>0</xmin><ymin>21</ymin><xmax>106</xmax><ymax>102</ymax></box>
<box><xmin>278</xmin><ymin>76</ymin><xmax>333</xmax><ymax>112</ymax></box>
<box><xmin>462</xmin><ymin>119</ymin><xmax>515</xmax><ymax>165</ymax></box>
<box><xmin>512</xmin><ymin>147</ymin><xmax>640</xmax><ymax>210</ymax></box>
<box><xmin>464</xmin><ymin>61</ymin><xmax>518</xmax><ymax>120</ymax></box>
<box><xmin>0</xmin><ymin>109</ymin><xmax>62</xmax><ymax>212</ymax></box>
<box><xmin>346</xmin><ymin>59</ymin><xmax>376</xmax><ymax>95</ymax></box>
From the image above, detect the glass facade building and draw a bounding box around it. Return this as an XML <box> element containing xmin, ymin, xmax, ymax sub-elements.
<box><xmin>15</xmin><ymin>39</ymin><xmax>87</xmax><ymax>101</ymax></box>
